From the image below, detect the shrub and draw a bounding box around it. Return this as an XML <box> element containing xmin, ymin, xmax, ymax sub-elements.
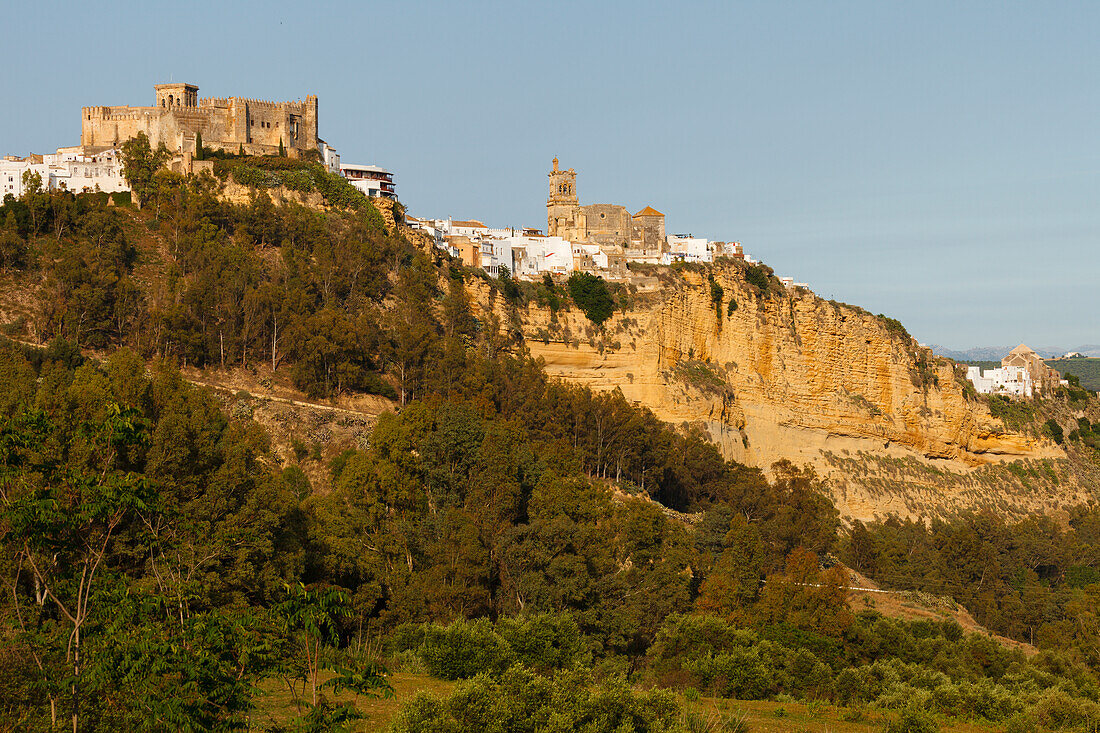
<box><xmin>497</xmin><ymin>613</ymin><xmax>588</xmax><ymax>673</ymax></box>
<box><xmin>708</xmin><ymin>273</ymin><xmax>724</xmax><ymax>320</ymax></box>
<box><xmin>388</xmin><ymin>667</ymin><xmax>682</xmax><ymax>733</ymax></box>
<box><xmin>420</xmin><ymin>618</ymin><xmax>514</xmax><ymax>680</ymax></box>
<box><xmin>1044</xmin><ymin>418</ymin><xmax>1064</xmax><ymax>444</ymax></box>
<box><xmin>568</xmin><ymin>272</ymin><xmax>615</xmax><ymax>325</ymax></box>
<box><xmin>882</xmin><ymin>705</ymin><xmax>939</xmax><ymax>733</ymax></box>
<box><xmin>878</xmin><ymin>315</ymin><xmax>911</xmax><ymax>340</ymax></box>
<box><xmin>744</xmin><ymin>264</ymin><xmax>771</xmax><ymax>294</ymax></box>
<box><xmin>684</xmin><ymin>648</ymin><xmax>773</xmax><ymax>699</ymax></box>
<box><xmin>291</xmin><ymin>437</ymin><xmax>308</xmax><ymax>463</ymax></box>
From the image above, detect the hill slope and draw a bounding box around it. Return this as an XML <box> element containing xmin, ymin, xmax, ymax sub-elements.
<box><xmin>468</xmin><ymin>263</ymin><xmax>1098</xmax><ymax>521</ymax></box>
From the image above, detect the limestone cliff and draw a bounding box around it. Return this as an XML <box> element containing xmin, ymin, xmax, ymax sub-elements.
<box><xmin>481</xmin><ymin>263</ymin><xmax>1088</xmax><ymax>521</ymax></box>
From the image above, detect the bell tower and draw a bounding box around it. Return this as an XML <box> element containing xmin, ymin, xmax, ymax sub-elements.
<box><xmin>547</xmin><ymin>158</ymin><xmax>586</xmax><ymax>242</ymax></box>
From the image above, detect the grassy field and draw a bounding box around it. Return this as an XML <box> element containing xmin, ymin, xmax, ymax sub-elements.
<box><xmin>248</xmin><ymin>672</ymin><xmax>1004</xmax><ymax>732</ymax></box>
<box><xmin>1047</xmin><ymin>358</ymin><xmax>1100</xmax><ymax>391</ymax></box>
<box><xmin>685</xmin><ymin>697</ymin><xmax>1000</xmax><ymax>733</ymax></box>
<box><xmin>249</xmin><ymin>671</ymin><xmax>454</xmax><ymax>731</ymax></box>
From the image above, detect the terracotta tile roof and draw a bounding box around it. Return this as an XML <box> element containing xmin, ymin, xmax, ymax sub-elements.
<box><xmin>633</xmin><ymin>206</ymin><xmax>664</xmax><ymax>218</ymax></box>
<box><xmin>451</xmin><ymin>219</ymin><xmax>487</xmax><ymax>229</ymax></box>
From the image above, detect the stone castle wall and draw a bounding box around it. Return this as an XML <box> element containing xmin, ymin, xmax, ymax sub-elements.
<box><xmin>80</xmin><ymin>85</ymin><xmax>317</xmax><ymax>156</ymax></box>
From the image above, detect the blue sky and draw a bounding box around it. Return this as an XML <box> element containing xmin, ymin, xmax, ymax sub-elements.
<box><xmin>3</xmin><ymin>1</ymin><xmax>1097</xmax><ymax>349</ymax></box>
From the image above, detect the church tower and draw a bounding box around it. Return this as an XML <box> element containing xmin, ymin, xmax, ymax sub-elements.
<box><xmin>547</xmin><ymin>158</ymin><xmax>586</xmax><ymax>242</ymax></box>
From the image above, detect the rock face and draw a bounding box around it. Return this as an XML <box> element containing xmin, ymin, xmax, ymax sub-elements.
<box><xmin>503</xmin><ymin>264</ymin><xmax>1071</xmax><ymax>520</ymax></box>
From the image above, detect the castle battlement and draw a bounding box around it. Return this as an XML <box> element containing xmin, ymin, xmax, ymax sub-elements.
<box><xmin>80</xmin><ymin>82</ymin><xmax>319</xmax><ymax>154</ymax></box>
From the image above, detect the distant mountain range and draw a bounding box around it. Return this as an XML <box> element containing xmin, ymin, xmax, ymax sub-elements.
<box><xmin>929</xmin><ymin>345</ymin><xmax>1100</xmax><ymax>361</ymax></box>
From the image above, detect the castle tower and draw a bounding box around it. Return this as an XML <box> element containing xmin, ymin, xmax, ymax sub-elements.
<box><xmin>154</xmin><ymin>83</ymin><xmax>199</xmax><ymax>109</ymax></box>
<box><xmin>547</xmin><ymin>158</ymin><xmax>586</xmax><ymax>242</ymax></box>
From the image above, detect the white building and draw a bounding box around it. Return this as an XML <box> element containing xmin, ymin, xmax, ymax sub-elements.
<box><xmin>445</xmin><ymin>219</ymin><xmax>489</xmax><ymax>238</ymax></box>
<box><xmin>663</xmin><ymin>235</ymin><xmax>713</xmax><ymax>264</ymax></box>
<box><xmin>407</xmin><ymin>215</ymin><xmax>447</xmax><ymax>250</ymax></box>
<box><xmin>317</xmin><ymin>139</ymin><xmax>341</xmax><ymax>175</ymax></box>
<box><xmin>966</xmin><ymin>365</ymin><xmax>1033</xmax><ymax>398</ymax></box>
<box><xmin>510</xmin><ymin>235</ymin><xmax>573</xmax><ymax>277</ymax></box>
<box><xmin>2</xmin><ymin>147</ymin><xmax>128</xmax><ymax>198</ymax></box>
<box><xmin>340</xmin><ymin>163</ymin><xmax>397</xmax><ymax>200</ymax></box>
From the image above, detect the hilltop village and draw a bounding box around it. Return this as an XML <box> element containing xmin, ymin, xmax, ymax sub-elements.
<box><xmin>1</xmin><ymin>79</ymin><xmax>1070</xmax><ymax>398</ymax></box>
<box><xmin>3</xmin><ymin>81</ymin><xmax>819</xmax><ymax>289</ymax></box>
<box><xmin>1</xmin><ymin>82</ymin><xmax>397</xmax><ymax>202</ymax></box>
<box><xmin>408</xmin><ymin>158</ymin><xmax>810</xmax><ymax>287</ymax></box>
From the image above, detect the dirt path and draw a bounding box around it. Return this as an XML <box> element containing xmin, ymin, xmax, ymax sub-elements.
<box><xmin>183</xmin><ymin>376</ymin><xmax>383</xmax><ymax>418</ymax></box>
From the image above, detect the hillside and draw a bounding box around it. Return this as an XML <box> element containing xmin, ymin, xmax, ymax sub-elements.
<box><xmin>465</xmin><ymin>262</ymin><xmax>1098</xmax><ymax>522</ymax></box>
<box><xmin>0</xmin><ymin>171</ymin><xmax>1096</xmax><ymax>524</ymax></box>
<box><xmin>5</xmin><ymin>175</ymin><xmax>1100</xmax><ymax>731</ymax></box>
<box><xmin>1047</xmin><ymin>357</ymin><xmax>1100</xmax><ymax>391</ymax></box>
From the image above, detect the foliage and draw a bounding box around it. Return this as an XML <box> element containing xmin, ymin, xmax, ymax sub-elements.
<box><xmin>568</xmin><ymin>271</ymin><xmax>615</xmax><ymax>324</ymax></box>
<box><xmin>1043</xmin><ymin>418</ymin><xmax>1064</xmax><ymax>444</ymax></box>
<box><xmin>878</xmin><ymin>314</ymin><xmax>912</xmax><ymax>340</ymax></box>
<box><xmin>743</xmin><ymin>263</ymin><xmax>773</xmax><ymax>294</ymax></box>
<box><xmin>986</xmin><ymin>395</ymin><xmax>1036</xmax><ymax>432</ymax></box>
<box><xmin>708</xmin><ymin>273</ymin><xmax>724</xmax><ymax>321</ymax></box>
<box><xmin>395</xmin><ymin>614</ymin><xmax>589</xmax><ymax>680</ymax></box>
<box><xmin>497</xmin><ymin>264</ymin><xmax>521</xmax><ymax>301</ymax></box>
<box><xmin>882</xmin><ymin>706</ymin><xmax>939</xmax><ymax>733</ymax></box>
<box><xmin>388</xmin><ymin>666</ymin><xmax>683</xmax><ymax>733</ymax></box>
<box><xmin>214</xmin><ymin>156</ymin><xmax>385</xmax><ymax>224</ymax></box>
<box><xmin>673</xmin><ymin>360</ymin><xmax>731</xmax><ymax>398</ymax></box>
<box><xmin>1046</xmin><ymin>357</ymin><xmax>1100</xmax><ymax>391</ymax></box>
<box><xmin>119</xmin><ymin>131</ymin><xmax>172</xmax><ymax>207</ymax></box>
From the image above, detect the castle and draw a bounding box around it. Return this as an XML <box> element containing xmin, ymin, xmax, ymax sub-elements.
<box><xmin>80</xmin><ymin>83</ymin><xmax>318</xmax><ymax>157</ymax></box>
<box><xmin>546</xmin><ymin>158</ymin><xmax>666</xmax><ymax>255</ymax></box>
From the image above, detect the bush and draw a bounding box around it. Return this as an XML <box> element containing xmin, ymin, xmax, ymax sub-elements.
<box><xmin>568</xmin><ymin>272</ymin><xmax>615</xmax><ymax>324</ymax></box>
<box><xmin>420</xmin><ymin>618</ymin><xmax>514</xmax><ymax>680</ymax></box>
<box><xmin>744</xmin><ymin>264</ymin><xmax>772</xmax><ymax>294</ymax></box>
<box><xmin>878</xmin><ymin>315</ymin><xmax>911</xmax><ymax>340</ymax></box>
<box><xmin>0</xmin><ymin>230</ymin><xmax>28</xmax><ymax>269</ymax></box>
<box><xmin>496</xmin><ymin>613</ymin><xmax>588</xmax><ymax>672</ymax></box>
<box><xmin>708</xmin><ymin>273</ymin><xmax>724</xmax><ymax>320</ymax></box>
<box><xmin>882</xmin><ymin>705</ymin><xmax>939</xmax><ymax>733</ymax></box>
<box><xmin>389</xmin><ymin>667</ymin><xmax>682</xmax><ymax>733</ymax></box>
<box><xmin>1044</xmin><ymin>418</ymin><xmax>1064</xmax><ymax>444</ymax></box>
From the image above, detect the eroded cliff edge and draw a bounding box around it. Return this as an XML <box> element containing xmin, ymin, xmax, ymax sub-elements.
<box><xmin>480</xmin><ymin>263</ymin><xmax>1089</xmax><ymax>521</ymax></box>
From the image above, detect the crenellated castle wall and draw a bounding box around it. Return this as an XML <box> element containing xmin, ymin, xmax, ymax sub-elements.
<box><xmin>80</xmin><ymin>85</ymin><xmax>318</xmax><ymax>156</ymax></box>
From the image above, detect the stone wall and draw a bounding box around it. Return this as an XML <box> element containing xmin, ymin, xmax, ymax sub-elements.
<box><xmin>582</xmin><ymin>204</ymin><xmax>632</xmax><ymax>247</ymax></box>
<box><xmin>81</xmin><ymin>85</ymin><xmax>318</xmax><ymax>157</ymax></box>
<box><xmin>632</xmin><ymin>213</ymin><xmax>666</xmax><ymax>250</ymax></box>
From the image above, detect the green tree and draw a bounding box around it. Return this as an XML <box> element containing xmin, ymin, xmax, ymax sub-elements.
<box><xmin>0</xmin><ymin>403</ymin><xmax>155</xmax><ymax>733</ymax></box>
<box><xmin>696</xmin><ymin>514</ymin><xmax>765</xmax><ymax>621</ymax></box>
<box><xmin>567</xmin><ymin>272</ymin><xmax>614</xmax><ymax>325</ymax></box>
<box><xmin>119</xmin><ymin>131</ymin><xmax>171</xmax><ymax>208</ymax></box>
<box><xmin>385</xmin><ymin>254</ymin><xmax>441</xmax><ymax>405</ymax></box>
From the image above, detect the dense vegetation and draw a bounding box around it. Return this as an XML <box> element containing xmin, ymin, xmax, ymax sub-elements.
<box><xmin>3</xmin><ymin>174</ymin><xmax>1100</xmax><ymax>730</ymax></box>
<box><xmin>1048</xmin><ymin>360</ymin><xmax>1100</xmax><ymax>393</ymax></box>
<box><xmin>567</xmin><ymin>271</ymin><xmax>615</xmax><ymax>324</ymax></box>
